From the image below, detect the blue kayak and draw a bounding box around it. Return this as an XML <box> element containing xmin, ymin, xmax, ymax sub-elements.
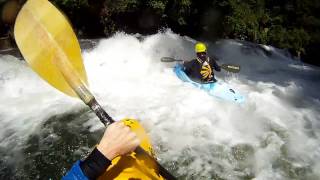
<box><xmin>174</xmin><ymin>64</ymin><xmax>245</xmax><ymax>103</ymax></box>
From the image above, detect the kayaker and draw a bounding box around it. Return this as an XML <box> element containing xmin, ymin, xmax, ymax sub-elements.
<box><xmin>63</xmin><ymin>121</ymin><xmax>140</xmax><ymax>180</ymax></box>
<box><xmin>182</xmin><ymin>42</ymin><xmax>221</xmax><ymax>83</ymax></box>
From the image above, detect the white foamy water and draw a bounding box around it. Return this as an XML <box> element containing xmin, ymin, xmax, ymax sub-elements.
<box><xmin>1</xmin><ymin>30</ymin><xmax>320</xmax><ymax>179</ymax></box>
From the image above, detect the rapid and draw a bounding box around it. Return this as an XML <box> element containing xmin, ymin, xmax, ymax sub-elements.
<box><xmin>0</xmin><ymin>30</ymin><xmax>320</xmax><ymax>179</ymax></box>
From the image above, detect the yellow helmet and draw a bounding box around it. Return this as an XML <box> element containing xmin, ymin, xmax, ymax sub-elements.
<box><xmin>195</xmin><ymin>42</ymin><xmax>207</xmax><ymax>53</ymax></box>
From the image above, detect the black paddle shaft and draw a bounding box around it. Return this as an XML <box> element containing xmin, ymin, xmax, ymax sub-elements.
<box><xmin>87</xmin><ymin>99</ymin><xmax>177</xmax><ymax>180</ymax></box>
<box><xmin>88</xmin><ymin>98</ymin><xmax>115</xmax><ymax>126</ymax></box>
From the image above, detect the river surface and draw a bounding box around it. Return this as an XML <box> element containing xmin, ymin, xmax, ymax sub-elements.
<box><xmin>0</xmin><ymin>30</ymin><xmax>320</xmax><ymax>179</ymax></box>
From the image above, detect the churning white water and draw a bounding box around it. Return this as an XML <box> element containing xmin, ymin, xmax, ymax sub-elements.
<box><xmin>0</xmin><ymin>30</ymin><xmax>320</xmax><ymax>179</ymax></box>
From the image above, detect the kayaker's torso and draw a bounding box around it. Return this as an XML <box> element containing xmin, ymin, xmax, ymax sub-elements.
<box><xmin>183</xmin><ymin>56</ymin><xmax>221</xmax><ymax>83</ymax></box>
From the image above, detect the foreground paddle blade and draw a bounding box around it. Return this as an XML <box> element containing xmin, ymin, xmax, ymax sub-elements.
<box><xmin>14</xmin><ymin>0</ymin><xmax>88</xmax><ymax>97</ymax></box>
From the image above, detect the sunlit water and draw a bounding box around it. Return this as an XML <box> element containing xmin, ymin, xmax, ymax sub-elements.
<box><xmin>0</xmin><ymin>30</ymin><xmax>320</xmax><ymax>179</ymax></box>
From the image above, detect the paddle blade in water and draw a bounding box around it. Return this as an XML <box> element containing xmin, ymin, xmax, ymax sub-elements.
<box><xmin>14</xmin><ymin>0</ymin><xmax>88</xmax><ymax>97</ymax></box>
<box><xmin>221</xmin><ymin>64</ymin><xmax>241</xmax><ymax>73</ymax></box>
<box><xmin>161</xmin><ymin>57</ymin><xmax>183</xmax><ymax>62</ymax></box>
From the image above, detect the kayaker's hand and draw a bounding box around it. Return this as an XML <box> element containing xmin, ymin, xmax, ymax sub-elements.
<box><xmin>97</xmin><ymin>121</ymin><xmax>140</xmax><ymax>160</ymax></box>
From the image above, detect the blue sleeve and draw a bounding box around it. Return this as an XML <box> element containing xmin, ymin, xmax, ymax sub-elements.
<box><xmin>62</xmin><ymin>160</ymin><xmax>89</xmax><ymax>180</ymax></box>
<box><xmin>210</xmin><ymin>57</ymin><xmax>221</xmax><ymax>71</ymax></box>
<box><xmin>213</xmin><ymin>61</ymin><xmax>221</xmax><ymax>71</ymax></box>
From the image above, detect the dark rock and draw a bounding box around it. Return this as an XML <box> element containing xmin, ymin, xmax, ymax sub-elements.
<box><xmin>302</xmin><ymin>44</ymin><xmax>320</xmax><ymax>67</ymax></box>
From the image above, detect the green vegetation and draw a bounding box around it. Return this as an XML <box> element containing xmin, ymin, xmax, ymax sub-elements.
<box><xmin>1</xmin><ymin>0</ymin><xmax>319</xmax><ymax>65</ymax></box>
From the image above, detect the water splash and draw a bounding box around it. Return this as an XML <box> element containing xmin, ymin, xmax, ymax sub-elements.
<box><xmin>0</xmin><ymin>30</ymin><xmax>319</xmax><ymax>179</ymax></box>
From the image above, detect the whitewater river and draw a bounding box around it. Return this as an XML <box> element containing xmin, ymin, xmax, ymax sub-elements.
<box><xmin>0</xmin><ymin>31</ymin><xmax>320</xmax><ymax>179</ymax></box>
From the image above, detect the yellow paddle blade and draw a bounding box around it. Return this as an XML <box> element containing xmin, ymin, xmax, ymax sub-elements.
<box><xmin>14</xmin><ymin>0</ymin><xmax>88</xmax><ymax>98</ymax></box>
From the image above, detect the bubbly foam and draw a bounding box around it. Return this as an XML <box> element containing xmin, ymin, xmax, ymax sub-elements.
<box><xmin>1</xmin><ymin>30</ymin><xmax>319</xmax><ymax>179</ymax></box>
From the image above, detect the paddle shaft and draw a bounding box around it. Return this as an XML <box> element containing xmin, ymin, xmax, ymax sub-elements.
<box><xmin>161</xmin><ymin>57</ymin><xmax>240</xmax><ymax>73</ymax></box>
<box><xmin>87</xmin><ymin>98</ymin><xmax>176</xmax><ymax>180</ymax></box>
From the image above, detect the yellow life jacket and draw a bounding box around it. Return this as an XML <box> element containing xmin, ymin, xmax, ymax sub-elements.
<box><xmin>197</xmin><ymin>57</ymin><xmax>213</xmax><ymax>81</ymax></box>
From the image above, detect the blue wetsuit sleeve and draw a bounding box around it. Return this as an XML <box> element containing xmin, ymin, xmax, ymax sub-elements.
<box><xmin>62</xmin><ymin>161</ymin><xmax>89</xmax><ymax>180</ymax></box>
<box><xmin>63</xmin><ymin>148</ymin><xmax>111</xmax><ymax>180</ymax></box>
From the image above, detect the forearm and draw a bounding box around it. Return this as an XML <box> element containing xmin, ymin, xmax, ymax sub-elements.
<box><xmin>63</xmin><ymin>120</ymin><xmax>140</xmax><ymax>180</ymax></box>
<box><xmin>80</xmin><ymin>147</ymin><xmax>112</xmax><ymax>179</ymax></box>
<box><xmin>211</xmin><ymin>58</ymin><xmax>221</xmax><ymax>71</ymax></box>
<box><xmin>215</xmin><ymin>63</ymin><xmax>221</xmax><ymax>71</ymax></box>
<box><xmin>63</xmin><ymin>147</ymin><xmax>112</xmax><ymax>180</ymax></box>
